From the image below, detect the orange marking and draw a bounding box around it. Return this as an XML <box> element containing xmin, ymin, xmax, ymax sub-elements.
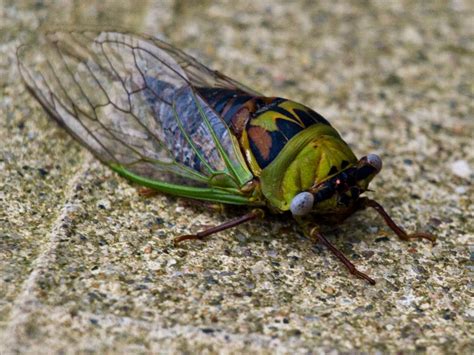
<box><xmin>231</xmin><ymin>106</ymin><xmax>250</xmax><ymax>136</ymax></box>
<box><xmin>248</xmin><ymin>126</ymin><xmax>272</xmax><ymax>160</ymax></box>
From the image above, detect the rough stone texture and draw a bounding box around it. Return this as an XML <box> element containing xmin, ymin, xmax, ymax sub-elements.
<box><xmin>1</xmin><ymin>1</ymin><xmax>472</xmax><ymax>353</ymax></box>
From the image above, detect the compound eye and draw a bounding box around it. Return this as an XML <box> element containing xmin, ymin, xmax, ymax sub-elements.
<box><xmin>367</xmin><ymin>153</ymin><xmax>382</xmax><ymax>173</ymax></box>
<box><xmin>290</xmin><ymin>192</ymin><xmax>314</xmax><ymax>216</ymax></box>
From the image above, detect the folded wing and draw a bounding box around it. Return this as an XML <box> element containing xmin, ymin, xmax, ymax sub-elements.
<box><xmin>17</xmin><ymin>30</ymin><xmax>255</xmax><ymax>195</ymax></box>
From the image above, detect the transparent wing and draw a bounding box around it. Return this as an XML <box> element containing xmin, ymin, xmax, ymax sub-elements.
<box><xmin>17</xmin><ymin>30</ymin><xmax>254</xmax><ymax>190</ymax></box>
<box><xmin>137</xmin><ymin>32</ymin><xmax>262</xmax><ymax>96</ymax></box>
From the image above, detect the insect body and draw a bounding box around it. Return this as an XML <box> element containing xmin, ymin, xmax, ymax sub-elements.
<box><xmin>18</xmin><ymin>30</ymin><xmax>435</xmax><ymax>285</ymax></box>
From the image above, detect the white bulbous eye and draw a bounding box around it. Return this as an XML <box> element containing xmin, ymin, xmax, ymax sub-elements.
<box><xmin>367</xmin><ymin>153</ymin><xmax>382</xmax><ymax>173</ymax></box>
<box><xmin>290</xmin><ymin>192</ymin><xmax>314</xmax><ymax>216</ymax></box>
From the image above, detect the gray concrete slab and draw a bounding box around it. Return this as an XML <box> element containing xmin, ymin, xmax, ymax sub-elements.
<box><xmin>1</xmin><ymin>1</ymin><xmax>472</xmax><ymax>353</ymax></box>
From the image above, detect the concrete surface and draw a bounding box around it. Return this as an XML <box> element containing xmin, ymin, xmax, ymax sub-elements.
<box><xmin>0</xmin><ymin>0</ymin><xmax>472</xmax><ymax>353</ymax></box>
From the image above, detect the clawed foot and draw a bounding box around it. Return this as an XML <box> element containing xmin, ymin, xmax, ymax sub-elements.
<box><xmin>174</xmin><ymin>234</ymin><xmax>205</xmax><ymax>244</ymax></box>
<box><xmin>398</xmin><ymin>231</ymin><xmax>436</xmax><ymax>244</ymax></box>
<box><xmin>349</xmin><ymin>267</ymin><xmax>376</xmax><ymax>285</ymax></box>
<box><xmin>363</xmin><ymin>198</ymin><xmax>437</xmax><ymax>245</ymax></box>
<box><xmin>310</xmin><ymin>228</ymin><xmax>376</xmax><ymax>285</ymax></box>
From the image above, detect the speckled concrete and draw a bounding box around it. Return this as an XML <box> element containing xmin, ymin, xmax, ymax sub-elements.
<box><xmin>1</xmin><ymin>1</ymin><xmax>472</xmax><ymax>354</ymax></box>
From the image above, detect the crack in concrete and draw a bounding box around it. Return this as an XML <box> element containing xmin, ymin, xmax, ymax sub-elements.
<box><xmin>1</xmin><ymin>155</ymin><xmax>91</xmax><ymax>354</ymax></box>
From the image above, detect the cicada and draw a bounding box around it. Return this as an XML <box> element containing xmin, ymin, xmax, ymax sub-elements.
<box><xmin>17</xmin><ymin>30</ymin><xmax>435</xmax><ymax>284</ymax></box>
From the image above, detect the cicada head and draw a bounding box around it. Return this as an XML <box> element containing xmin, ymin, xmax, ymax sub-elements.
<box><xmin>290</xmin><ymin>154</ymin><xmax>382</xmax><ymax>217</ymax></box>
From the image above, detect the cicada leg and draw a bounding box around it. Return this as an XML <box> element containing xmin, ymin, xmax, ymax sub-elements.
<box><xmin>139</xmin><ymin>189</ymin><xmax>226</xmax><ymax>214</ymax></box>
<box><xmin>309</xmin><ymin>227</ymin><xmax>376</xmax><ymax>285</ymax></box>
<box><xmin>180</xmin><ymin>199</ymin><xmax>226</xmax><ymax>214</ymax></box>
<box><xmin>362</xmin><ymin>198</ymin><xmax>436</xmax><ymax>244</ymax></box>
<box><xmin>138</xmin><ymin>187</ymin><xmax>160</xmax><ymax>198</ymax></box>
<box><xmin>174</xmin><ymin>209</ymin><xmax>265</xmax><ymax>244</ymax></box>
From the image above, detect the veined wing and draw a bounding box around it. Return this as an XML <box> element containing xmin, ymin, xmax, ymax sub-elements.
<box><xmin>17</xmin><ymin>30</ymin><xmax>256</xmax><ymax>203</ymax></box>
<box><xmin>134</xmin><ymin>31</ymin><xmax>262</xmax><ymax>96</ymax></box>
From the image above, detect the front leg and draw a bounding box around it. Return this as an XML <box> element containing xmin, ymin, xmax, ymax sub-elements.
<box><xmin>306</xmin><ymin>225</ymin><xmax>376</xmax><ymax>285</ymax></box>
<box><xmin>360</xmin><ymin>198</ymin><xmax>436</xmax><ymax>244</ymax></box>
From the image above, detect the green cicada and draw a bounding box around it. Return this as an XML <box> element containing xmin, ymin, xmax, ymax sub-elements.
<box><xmin>18</xmin><ymin>30</ymin><xmax>435</xmax><ymax>284</ymax></box>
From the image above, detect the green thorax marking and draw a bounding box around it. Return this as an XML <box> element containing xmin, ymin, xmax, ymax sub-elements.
<box><xmin>259</xmin><ymin>124</ymin><xmax>357</xmax><ymax>211</ymax></box>
<box><xmin>241</xmin><ymin>99</ymin><xmax>331</xmax><ymax>174</ymax></box>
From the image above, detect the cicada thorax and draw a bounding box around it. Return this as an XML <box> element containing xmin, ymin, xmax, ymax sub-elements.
<box><xmin>197</xmin><ymin>87</ymin><xmax>359</xmax><ymax>211</ymax></box>
<box><xmin>198</xmin><ymin>87</ymin><xmax>330</xmax><ymax>175</ymax></box>
<box><xmin>237</xmin><ymin>97</ymin><xmax>333</xmax><ymax>176</ymax></box>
